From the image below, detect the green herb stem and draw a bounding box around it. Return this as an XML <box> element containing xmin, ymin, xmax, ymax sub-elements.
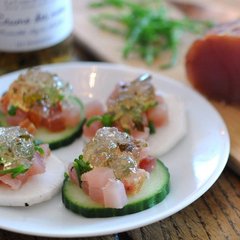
<box><xmin>0</xmin><ymin>165</ymin><xmax>29</xmax><ymax>178</ymax></box>
<box><xmin>73</xmin><ymin>155</ymin><xmax>92</xmax><ymax>185</ymax></box>
<box><xmin>90</xmin><ymin>0</ymin><xmax>212</xmax><ymax>68</ymax></box>
<box><xmin>86</xmin><ymin>113</ymin><xmax>114</xmax><ymax>127</ymax></box>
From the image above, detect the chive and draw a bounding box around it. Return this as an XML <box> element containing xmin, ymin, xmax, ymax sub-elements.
<box><xmin>8</xmin><ymin>105</ymin><xmax>18</xmax><ymax>116</ymax></box>
<box><xmin>90</xmin><ymin>0</ymin><xmax>125</xmax><ymax>8</ymax></box>
<box><xmin>86</xmin><ymin>113</ymin><xmax>114</xmax><ymax>127</ymax></box>
<box><xmin>34</xmin><ymin>145</ymin><xmax>45</xmax><ymax>156</ymax></box>
<box><xmin>86</xmin><ymin>115</ymin><xmax>103</xmax><ymax>127</ymax></box>
<box><xmin>90</xmin><ymin>0</ymin><xmax>212</xmax><ymax>68</ymax></box>
<box><xmin>0</xmin><ymin>165</ymin><xmax>29</xmax><ymax>178</ymax></box>
<box><xmin>101</xmin><ymin>113</ymin><xmax>114</xmax><ymax>126</ymax></box>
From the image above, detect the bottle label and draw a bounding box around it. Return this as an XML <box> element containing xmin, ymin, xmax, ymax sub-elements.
<box><xmin>0</xmin><ymin>0</ymin><xmax>73</xmax><ymax>52</ymax></box>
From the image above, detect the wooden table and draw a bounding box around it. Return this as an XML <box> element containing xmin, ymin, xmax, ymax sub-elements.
<box><xmin>0</xmin><ymin>165</ymin><xmax>239</xmax><ymax>240</ymax></box>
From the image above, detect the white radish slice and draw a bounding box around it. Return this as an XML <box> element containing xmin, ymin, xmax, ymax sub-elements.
<box><xmin>0</xmin><ymin>154</ymin><xmax>65</xmax><ymax>207</ymax></box>
<box><xmin>148</xmin><ymin>94</ymin><xmax>187</xmax><ymax>156</ymax></box>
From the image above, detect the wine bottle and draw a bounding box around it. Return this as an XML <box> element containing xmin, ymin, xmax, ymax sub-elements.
<box><xmin>0</xmin><ymin>0</ymin><xmax>75</xmax><ymax>75</ymax></box>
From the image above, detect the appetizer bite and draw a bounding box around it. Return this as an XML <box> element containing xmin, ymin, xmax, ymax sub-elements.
<box><xmin>83</xmin><ymin>73</ymin><xmax>186</xmax><ymax>155</ymax></box>
<box><xmin>62</xmin><ymin>127</ymin><xmax>170</xmax><ymax>217</ymax></box>
<box><xmin>0</xmin><ymin>126</ymin><xmax>65</xmax><ymax>206</ymax></box>
<box><xmin>0</xmin><ymin>68</ymin><xmax>84</xmax><ymax>149</ymax></box>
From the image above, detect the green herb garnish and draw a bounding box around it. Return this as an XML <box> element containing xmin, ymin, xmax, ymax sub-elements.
<box><xmin>86</xmin><ymin>113</ymin><xmax>114</xmax><ymax>127</ymax></box>
<box><xmin>90</xmin><ymin>0</ymin><xmax>212</xmax><ymax>68</ymax></box>
<box><xmin>0</xmin><ymin>165</ymin><xmax>29</xmax><ymax>178</ymax></box>
<box><xmin>8</xmin><ymin>105</ymin><xmax>18</xmax><ymax>116</ymax></box>
<box><xmin>34</xmin><ymin>145</ymin><xmax>45</xmax><ymax>156</ymax></box>
<box><xmin>73</xmin><ymin>155</ymin><xmax>92</xmax><ymax>185</ymax></box>
<box><xmin>148</xmin><ymin>121</ymin><xmax>156</xmax><ymax>134</ymax></box>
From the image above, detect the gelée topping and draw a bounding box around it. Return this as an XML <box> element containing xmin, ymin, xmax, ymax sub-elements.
<box><xmin>0</xmin><ymin>127</ymin><xmax>34</xmax><ymax>170</ymax></box>
<box><xmin>106</xmin><ymin>77</ymin><xmax>157</xmax><ymax>131</ymax></box>
<box><xmin>83</xmin><ymin>127</ymin><xmax>148</xmax><ymax>179</ymax></box>
<box><xmin>7</xmin><ymin>68</ymin><xmax>71</xmax><ymax>112</ymax></box>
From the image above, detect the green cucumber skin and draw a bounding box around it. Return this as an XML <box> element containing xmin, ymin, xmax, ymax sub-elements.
<box><xmin>0</xmin><ymin>96</ymin><xmax>85</xmax><ymax>150</ymax></box>
<box><xmin>46</xmin><ymin>119</ymin><xmax>85</xmax><ymax>150</ymax></box>
<box><xmin>62</xmin><ymin>160</ymin><xmax>170</xmax><ymax>218</ymax></box>
<box><xmin>36</xmin><ymin>97</ymin><xmax>85</xmax><ymax>149</ymax></box>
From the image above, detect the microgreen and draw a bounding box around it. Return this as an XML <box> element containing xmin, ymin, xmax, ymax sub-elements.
<box><xmin>73</xmin><ymin>155</ymin><xmax>92</xmax><ymax>185</ymax></box>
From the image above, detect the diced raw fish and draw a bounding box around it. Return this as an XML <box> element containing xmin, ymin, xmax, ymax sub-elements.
<box><xmin>122</xmin><ymin>169</ymin><xmax>149</xmax><ymax>195</ymax></box>
<box><xmin>83</xmin><ymin>121</ymin><xmax>103</xmax><ymax>139</ymax></box>
<box><xmin>139</xmin><ymin>156</ymin><xmax>157</xmax><ymax>173</ymax></box>
<box><xmin>81</xmin><ymin>167</ymin><xmax>115</xmax><ymax>188</ymax></box>
<box><xmin>131</xmin><ymin>127</ymin><xmax>150</xmax><ymax>140</ymax></box>
<box><xmin>81</xmin><ymin>167</ymin><xmax>115</xmax><ymax>204</ymax></box>
<box><xmin>102</xmin><ymin>179</ymin><xmax>128</xmax><ymax>209</ymax></box>
<box><xmin>0</xmin><ymin>174</ymin><xmax>28</xmax><ymax>190</ymax></box>
<box><xmin>7</xmin><ymin>109</ymin><xmax>27</xmax><ymax>126</ymax></box>
<box><xmin>146</xmin><ymin>95</ymin><xmax>168</xmax><ymax>127</ymax></box>
<box><xmin>62</xmin><ymin>105</ymin><xmax>81</xmax><ymax>128</ymax></box>
<box><xmin>85</xmin><ymin>100</ymin><xmax>105</xmax><ymax>119</ymax></box>
<box><xmin>68</xmin><ymin>163</ymin><xmax>79</xmax><ymax>186</ymax></box>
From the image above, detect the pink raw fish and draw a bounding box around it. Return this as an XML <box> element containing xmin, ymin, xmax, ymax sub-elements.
<box><xmin>103</xmin><ymin>179</ymin><xmax>128</xmax><ymax>209</ymax></box>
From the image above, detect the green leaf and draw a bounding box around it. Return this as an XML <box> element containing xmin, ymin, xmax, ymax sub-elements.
<box><xmin>8</xmin><ymin>105</ymin><xmax>18</xmax><ymax>116</ymax></box>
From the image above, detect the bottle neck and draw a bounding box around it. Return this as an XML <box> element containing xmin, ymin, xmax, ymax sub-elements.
<box><xmin>0</xmin><ymin>0</ymin><xmax>73</xmax><ymax>52</ymax></box>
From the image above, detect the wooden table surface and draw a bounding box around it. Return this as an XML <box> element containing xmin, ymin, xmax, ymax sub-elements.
<box><xmin>0</xmin><ymin>165</ymin><xmax>239</xmax><ymax>240</ymax></box>
<box><xmin>1</xmin><ymin>1</ymin><xmax>240</xmax><ymax>239</ymax></box>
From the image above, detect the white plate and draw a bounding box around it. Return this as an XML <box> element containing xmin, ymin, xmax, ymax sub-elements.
<box><xmin>0</xmin><ymin>62</ymin><xmax>230</xmax><ymax>237</ymax></box>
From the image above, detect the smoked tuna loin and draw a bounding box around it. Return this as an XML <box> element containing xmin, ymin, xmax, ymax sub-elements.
<box><xmin>185</xmin><ymin>20</ymin><xmax>240</xmax><ymax>105</ymax></box>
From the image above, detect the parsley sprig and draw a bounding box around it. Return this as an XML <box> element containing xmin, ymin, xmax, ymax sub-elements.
<box><xmin>72</xmin><ymin>155</ymin><xmax>92</xmax><ymax>185</ymax></box>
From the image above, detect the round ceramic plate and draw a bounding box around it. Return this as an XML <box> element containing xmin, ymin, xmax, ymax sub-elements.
<box><xmin>0</xmin><ymin>62</ymin><xmax>230</xmax><ymax>237</ymax></box>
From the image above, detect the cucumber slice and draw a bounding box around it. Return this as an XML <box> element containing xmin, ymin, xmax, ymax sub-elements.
<box><xmin>34</xmin><ymin>121</ymin><xmax>84</xmax><ymax>150</ymax></box>
<box><xmin>62</xmin><ymin>160</ymin><xmax>170</xmax><ymax>218</ymax></box>
<box><xmin>35</xmin><ymin>96</ymin><xmax>85</xmax><ymax>149</ymax></box>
